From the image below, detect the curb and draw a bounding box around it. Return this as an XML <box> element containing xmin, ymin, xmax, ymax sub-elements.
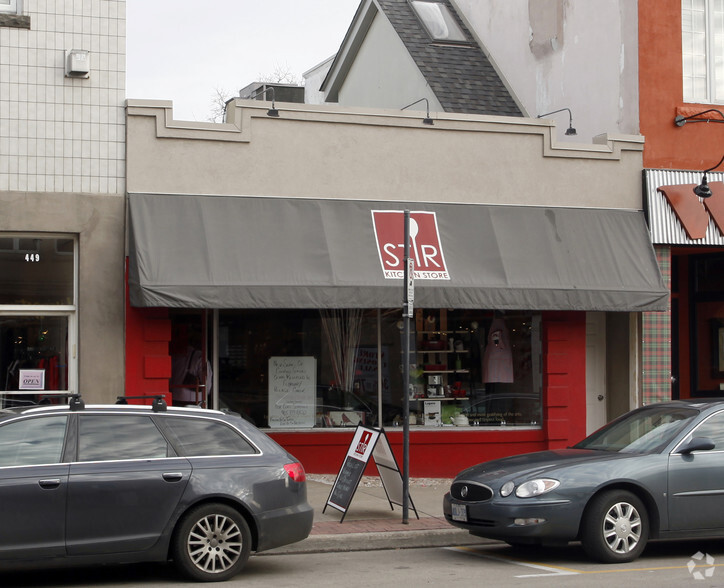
<box><xmin>260</xmin><ymin>528</ymin><xmax>490</xmax><ymax>555</ymax></box>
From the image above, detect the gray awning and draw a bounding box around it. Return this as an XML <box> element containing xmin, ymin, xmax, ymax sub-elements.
<box><xmin>128</xmin><ymin>193</ymin><xmax>668</xmax><ymax>312</ymax></box>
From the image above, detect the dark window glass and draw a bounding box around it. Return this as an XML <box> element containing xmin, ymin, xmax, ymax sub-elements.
<box><xmin>78</xmin><ymin>415</ymin><xmax>169</xmax><ymax>461</ymax></box>
<box><xmin>0</xmin><ymin>415</ymin><xmax>68</xmax><ymax>467</ymax></box>
<box><xmin>214</xmin><ymin>308</ymin><xmax>542</xmax><ymax>429</ymax></box>
<box><xmin>0</xmin><ymin>237</ymin><xmax>74</xmax><ymax>305</ymax></box>
<box><xmin>162</xmin><ymin>416</ymin><xmax>256</xmax><ymax>456</ymax></box>
<box><xmin>1</xmin><ymin>316</ymin><xmax>70</xmax><ymax>397</ymax></box>
<box><xmin>695</xmin><ymin>255</ymin><xmax>724</xmax><ymax>294</ymax></box>
<box><xmin>691</xmin><ymin>411</ymin><xmax>724</xmax><ymax>449</ymax></box>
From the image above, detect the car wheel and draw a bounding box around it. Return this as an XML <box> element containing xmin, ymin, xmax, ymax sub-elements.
<box><xmin>581</xmin><ymin>490</ymin><xmax>648</xmax><ymax>563</ymax></box>
<box><xmin>172</xmin><ymin>503</ymin><xmax>252</xmax><ymax>582</ymax></box>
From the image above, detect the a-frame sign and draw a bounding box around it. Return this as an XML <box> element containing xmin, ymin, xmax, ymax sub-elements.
<box><xmin>323</xmin><ymin>425</ymin><xmax>418</xmax><ymax>523</ymax></box>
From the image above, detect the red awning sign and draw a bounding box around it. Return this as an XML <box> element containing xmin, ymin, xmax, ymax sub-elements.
<box><xmin>371</xmin><ymin>210</ymin><xmax>450</xmax><ymax>280</ymax></box>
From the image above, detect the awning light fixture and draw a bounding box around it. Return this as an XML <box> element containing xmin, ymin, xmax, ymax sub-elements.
<box><xmin>537</xmin><ymin>108</ymin><xmax>576</xmax><ymax>136</ymax></box>
<box><xmin>675</xmin><ymin>109</ymin><xmax>724</xmax><ymax>126</ymax></box>
<box><xmin>694</xmin><ymin>154</ymin><xmax>724</xmax><ymax>199</ymax></box>
<box><xmin>401</xmin><ymin>97</ymin><xmax>434</xmax><ymax>125</ymax></box>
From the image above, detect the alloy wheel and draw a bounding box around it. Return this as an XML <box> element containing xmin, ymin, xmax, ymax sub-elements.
<box><xmin>601</xmin><ymin>500</ymin><xmax>642</xmax><ymax>554</ymax></box>
<box><xmin>186</xmin><ymin>513</ymin><xmax>243</xmax><ymax>574</ymax></box>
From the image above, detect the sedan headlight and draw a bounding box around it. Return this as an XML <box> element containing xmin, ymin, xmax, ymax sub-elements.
<box><xmin>515</xmin><ymin>478</ymin><xmax>560</xmax><ymax>498</ymax></box>
<box><xmin>500</xmin><ymin>481</ymin><xmax>515</xmax><ymax>497</ymax></box>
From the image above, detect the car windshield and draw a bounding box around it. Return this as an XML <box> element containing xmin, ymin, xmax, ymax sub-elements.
<box><xmin>574</xmin><ymin>406</ymin><xmax>698</xmax><ymax>453</ymax></box>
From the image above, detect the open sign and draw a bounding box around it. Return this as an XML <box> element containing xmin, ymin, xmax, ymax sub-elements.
<box><xmin>371</xmin><ymin>210</ymin><xmax>450</xmax><ymax>280</ymax></box>
<box><xmin>19</xmin><ymin>369</ymin><xmax>45</xmax><ymax>390</ymax></box>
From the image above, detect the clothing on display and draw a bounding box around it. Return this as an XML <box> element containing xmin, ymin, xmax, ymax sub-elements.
<box><xmin>483</xmin><ymin>317</ymin><xmax>514</xmax><ymax>383</ymax></box>
<box><xmin>171</xmin><ymin>346</ymin><xmax>211</xmax><ymax>405</ymax></box>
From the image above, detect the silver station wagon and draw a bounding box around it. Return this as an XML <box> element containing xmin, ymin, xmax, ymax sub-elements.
<box><xmin>0</xmin><ymin>396</ymin><xmax>313</xmax><ymax>582</ymax></box>
<box><xmin>444</xmin><ymin>399</ymin><xmax>724</xmax><ymax>563</ymax></box>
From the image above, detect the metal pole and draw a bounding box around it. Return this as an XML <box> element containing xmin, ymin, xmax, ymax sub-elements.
<box><xmin>402</xmin><ymin>210</ymin><xmax>411</xmax><ymax>524</ymax></box>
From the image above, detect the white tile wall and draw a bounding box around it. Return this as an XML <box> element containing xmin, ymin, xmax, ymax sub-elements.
<box><xmin>0</xmin><ymin>0</ymin><xmax>125</xmax><ymax>193</ymax></box>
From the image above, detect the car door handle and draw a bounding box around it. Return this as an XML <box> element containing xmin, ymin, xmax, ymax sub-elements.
<box><xmin>38</xmin><ymin>479</ymin><xmax>61</xmax><ymax>489</ymax></box>
<box><xmin>162</xmin><ymin>472</ymin><xmax>184</xmax><ymax>482</ymax></box>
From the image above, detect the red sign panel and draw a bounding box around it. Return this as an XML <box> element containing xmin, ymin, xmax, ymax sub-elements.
<box><xmin>371</xmin><ymin>210</ymin><xmax>450</xmax><ymax>280</ymax></box>
<box><xmin>354</xmin><ymin>430</ymin><xmax>373</xmax><ymax>457</ymax></box>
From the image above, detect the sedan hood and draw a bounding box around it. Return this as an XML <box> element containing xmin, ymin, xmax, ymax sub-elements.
<box><xmin>456</xmin><ymin>448</ymin><xmax>635</xmax><ymax>482</ymax></box>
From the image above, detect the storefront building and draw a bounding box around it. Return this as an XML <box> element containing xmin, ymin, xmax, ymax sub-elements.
<box><xmin>0</xmin><ymin>2</ymin><xmax>126</xmax><ymax>407</ymax></box>
<box><xmin>638</xmin><ymin>0</ymin><xmax>724</xmax><ymax>404</ymax></box>
<box><xmin>125</xmin><ymin>99</ymin><xmax>666</xmax><ymax>477</ymax></box>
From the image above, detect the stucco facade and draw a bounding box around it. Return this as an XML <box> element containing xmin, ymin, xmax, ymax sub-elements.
<box><xmin>124</xmin><ymin>98</ymin><xmax>660</xmax><ymax>475</ymax></box>
<box><xmin>127</xmin><ymin>99</ymin><xmax>643</xmax><ymax>208</ymax></box>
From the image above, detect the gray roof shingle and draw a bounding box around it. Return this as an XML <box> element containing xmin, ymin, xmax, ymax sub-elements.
<box><xmin>377</xmin><ymin>0</ymin><xmax>522</xmax><ymax>117</ymax></box>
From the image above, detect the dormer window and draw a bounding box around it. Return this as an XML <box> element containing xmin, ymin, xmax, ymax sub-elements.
<box><xmin>410</xmin><ymin>1</ymin><xmax>467</xmax><ymax>42</ymax></box>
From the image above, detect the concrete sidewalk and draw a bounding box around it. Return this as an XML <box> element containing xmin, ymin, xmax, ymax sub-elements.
<box><xmin>262</xmin><ymin>474</ymin><xmax>491</xmax><ymax>555</ymax></box>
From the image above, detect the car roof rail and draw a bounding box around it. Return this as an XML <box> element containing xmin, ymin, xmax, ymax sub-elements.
<box><xmin>116</xmin><ymin>395</ymin><xmax>168</xmax><ymax>413</ymax></box>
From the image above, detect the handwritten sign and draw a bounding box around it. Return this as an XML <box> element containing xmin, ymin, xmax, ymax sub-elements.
<box><xmin>268</xmin><ymin>356</ymin><xmax>316</xmax><ymax>429</ymax></box>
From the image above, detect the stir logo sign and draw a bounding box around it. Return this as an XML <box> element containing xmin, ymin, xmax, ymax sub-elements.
<box><xmin>371</xmin><ymin>210</ymin><xmax>450</xmax><ymax>280</ymax></box>
<box><xmin>354</xmin><ymin>430</ymin><xmax>373</xmax><ymax>457</ymax></box>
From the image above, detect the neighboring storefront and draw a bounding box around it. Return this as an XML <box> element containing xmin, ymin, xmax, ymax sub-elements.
<box><xmin>0</xmin><ymin>2</ymin><xmax>126</xmax><ymax>406</ymax></box>
<box><xmin>125</xmin><ymin>99</ymin><xmax>666</xmax><ymax>477</ymax></box>
<box><xmin>644</xmin><ymin>169</ymin><xmax>724</xmax><ymax>402</ymax></box>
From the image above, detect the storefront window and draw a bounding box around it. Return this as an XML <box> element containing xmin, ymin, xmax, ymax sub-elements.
<box><xmin>0</xmin><ymin>237</ymin><xmax>74</xmax><ymax>305</ymax></box>
<box><xmin>0</xmin><ymin>316</ymin><xmax>70</xmax><ymax>405</ymax></box>
<box><xmin>216</xmin><ymin>308</ymin><xmax>541</xmax><ymax>429</ymax></box>
<box><xmin>0</xmin><ymin>235</ymin><xmax>76</xmax><ymax>406</ymax></box>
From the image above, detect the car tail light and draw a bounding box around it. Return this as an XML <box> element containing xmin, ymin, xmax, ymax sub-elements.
<box><xmin>284</xmin><ymin>462</ymin><xmax>306</xmax><ymax>483</ymax></box>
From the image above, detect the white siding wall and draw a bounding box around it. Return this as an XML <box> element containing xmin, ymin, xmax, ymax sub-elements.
<box><xmin>337</xmin><ymin>9</ymin><xmax>442</xmax><ymax>113</ymax></box>
<box><xmin>454</xmin><ymin>0</ymin><xmax>639</xmax><ymax>141</ymax></box>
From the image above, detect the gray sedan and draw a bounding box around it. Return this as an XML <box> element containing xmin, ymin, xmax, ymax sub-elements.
<box><xmin>443</xmin><ymin>399</ymin><xmax>724</xmax><ymax>562</ymax></box>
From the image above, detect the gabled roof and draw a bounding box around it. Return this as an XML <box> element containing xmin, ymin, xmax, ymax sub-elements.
<box><xmin>322</xmin><ymin>0</ymin><xmax>523</xmax><ymax>117</ymax></box>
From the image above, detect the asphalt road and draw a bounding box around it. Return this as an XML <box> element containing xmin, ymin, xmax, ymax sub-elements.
<box><xmin>2</xmin><ymin>539</ymin><xmax>724</xmax><ymax>587</ymax></box>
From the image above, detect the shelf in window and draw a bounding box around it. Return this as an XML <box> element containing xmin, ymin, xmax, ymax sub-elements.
<box><xmin>422</xmin><ymin>369</ymin><xmax>470</xmax><ymax>374</ymax></box>
<box><xmin>411</xmin><ymin>396</ymin><xmax>469</xmax><ymax>401</ymax></box>
<box><xmin>418</xmin><ymin>330</ymin><xmax>471</xmax><ymax>335</ymax></box>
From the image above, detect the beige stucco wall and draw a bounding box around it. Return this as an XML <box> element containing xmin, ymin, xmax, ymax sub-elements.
<box><xmin>127</xmin><ymin>99</ymin><xmax>643</xmax><ymax>211</ymax></box>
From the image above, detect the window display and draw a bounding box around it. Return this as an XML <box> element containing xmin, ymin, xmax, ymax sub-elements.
<box><xmin>0</xmin><ymin>316</ymin><xmax>70</xmax><ymax>405</ymax></box>
<box><xmin>214</xmin><ymin>308</ymin><xmax>541</xmax><ymax>429</ymax></box>
<box><xmin>0</xmin><ymin>235</ymin><xmax>76</xmax><ymax>406</ymax></box>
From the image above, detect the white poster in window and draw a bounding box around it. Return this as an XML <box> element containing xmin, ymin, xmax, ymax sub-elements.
<box><xmin>19</xmin><ymin>369</ymin><xmax>45</xmax><ymax>390</ymax></box>
<box><xmin>268</xmin><ymin>356</ymin><xmax>316</xmax><ymax>429</ymax></box>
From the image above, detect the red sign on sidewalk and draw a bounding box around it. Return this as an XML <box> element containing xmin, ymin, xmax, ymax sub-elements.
<box><xmin>371</xmin><ymin>210</ymin><xmax>450</xmax><ymax>280</ymax></box>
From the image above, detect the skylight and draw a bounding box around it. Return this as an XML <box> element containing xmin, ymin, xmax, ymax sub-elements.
<box><xmin>410</xmin><ymin>1</ymin><xmax>467</xmax><ymax>42</ymax></box>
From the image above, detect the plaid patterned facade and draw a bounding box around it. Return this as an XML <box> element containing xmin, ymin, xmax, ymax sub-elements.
<box><xmin>642</xmin><ymin>246</ymin><xmax>671</xmax><ymax>404</ymax></box>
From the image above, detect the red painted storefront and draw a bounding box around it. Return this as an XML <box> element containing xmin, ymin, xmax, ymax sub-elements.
<box><xmin>125</xmin><ymin>274</ymin><xmax>586</xmax><ymax>478</ymax></box>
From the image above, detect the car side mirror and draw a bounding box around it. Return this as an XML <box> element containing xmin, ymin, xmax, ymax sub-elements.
<box><xmin>678</xmin><ymin>436</ymin><xmax>716</xmax><ymax>454</ymax></box>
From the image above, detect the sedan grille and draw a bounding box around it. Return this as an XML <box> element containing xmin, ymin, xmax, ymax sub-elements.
<box><xmin>451</xmin><ymin>480</ymin><xmax>493</xmax><ymax>502</ymax></box>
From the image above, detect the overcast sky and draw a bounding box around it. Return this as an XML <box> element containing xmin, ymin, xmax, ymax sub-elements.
<box><xmin>125</xmin><ymin>0</ymin><xmax>360</xmax><ymax>121</ymax></box>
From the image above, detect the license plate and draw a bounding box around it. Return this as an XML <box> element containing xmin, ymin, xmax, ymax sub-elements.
<box><xmin>451</xmin><ymin>503</ymin><xmax>467</xmax><ymax>522</ymax></box>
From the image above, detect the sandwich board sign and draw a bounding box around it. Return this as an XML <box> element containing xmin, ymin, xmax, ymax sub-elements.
<box><xmin>324</xmin><ymin>425</ymin><xmax>418</xmax><ymax>522</ymax></box>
